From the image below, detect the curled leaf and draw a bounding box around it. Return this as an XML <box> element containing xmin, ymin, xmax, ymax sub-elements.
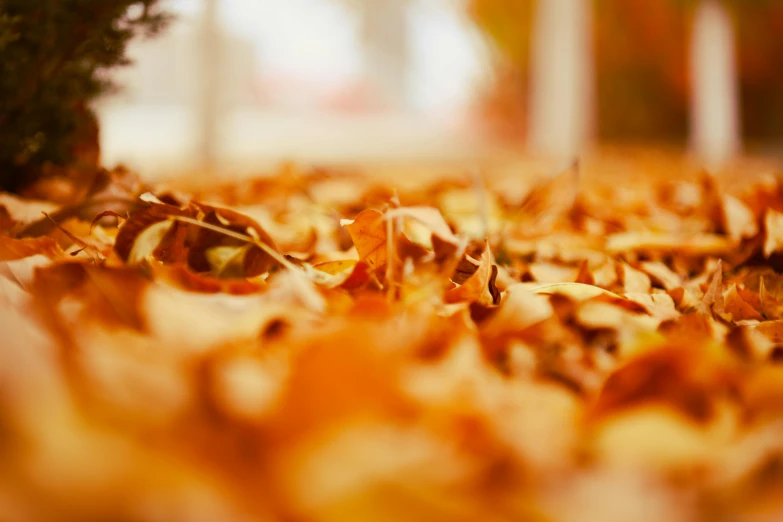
<box><xmin>90</xmin><ymin>210</ymin><xmax>127</xmax><ymax>232</ymax></box>
<box><xmin>114</xmin><ymin>204</ymin><xmax>190</xmax><ymax>262</ymax></box>
<box><xmin>444</xmin><ymin>242</ymin><xmax>500</xmax><ymax>306</ymax></box>
<box><xmin>310</xmin><ymin>260</ymin><xmax>371</xmax><ymax>290</ymax></box>
<box><xmin>188</xmin><ymin>204</ymin><xmax>279</xmax><ymax>277</ymax></box>
<box><xmin>127</xmin><ymin>220</ymin><xmax>175</xmax><ymax>265</ymax></box>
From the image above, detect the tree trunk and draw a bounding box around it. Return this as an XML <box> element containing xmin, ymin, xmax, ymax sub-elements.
<box><xmin>199</xmin><ymin>0</ymin><xmax>220</xmax><ymax>172</ymax></box>
<box><xmin>527</xmin><ymin>0</ymin><xmax>594</xmax><ymax>160</ymax></box>
<box><xmin>360</xmin><ymin>0</ymin><xmax>409</xmax><ymax>110</ymax></box>
<box><xmin>690</xmin><ymin>0</ymin><xmax>740</xmax><ymax>168</ymax></box>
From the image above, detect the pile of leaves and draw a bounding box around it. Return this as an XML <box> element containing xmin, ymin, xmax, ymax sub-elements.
<box><xmin>4</xmin><ymin>160</ymin><xmax>783</xmax><ymax>521</ymax></box>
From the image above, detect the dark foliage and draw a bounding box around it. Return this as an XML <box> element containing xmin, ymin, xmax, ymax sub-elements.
<box><xmin>0</xmin><ymin>0</ymin><xmax>170</xmax><ymax>192</ymax></box>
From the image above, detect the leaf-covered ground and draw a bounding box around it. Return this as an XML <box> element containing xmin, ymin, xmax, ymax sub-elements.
<box><xmin>3</xmin><ymin>159</ymin><xmax>783</xmax><ymax>521</ymax></box>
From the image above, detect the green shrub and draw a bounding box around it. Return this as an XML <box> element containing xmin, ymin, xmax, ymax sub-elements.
<box><xmin>0</xmin><ymin>1</ymin><xmax>169</xmax><ymax>192</ymax></box>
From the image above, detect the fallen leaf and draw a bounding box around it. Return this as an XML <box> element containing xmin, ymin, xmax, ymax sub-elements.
<box><xmin>206</xmin><ymin>245</ymin><xmax>255</xmax><ymax>278</ymax></box>
<box><xmin>343</xmin><ymin>209</ymin><xmax>387</xmax><ymax>269</ymax></box>
<box><xmin>0</xmin><ymin>236</ymin><xmax>62</xmax><ymax>261</ymax></box>
<box><xmin>720</xmin><ymin>194</ymin><xmax>757</xmax><ymax>242</ymax></box>
<box><xmin>480</xmin><ymin>283</ymin><xmax>554</xmax><ymax>337</ymax></box>
<box><xmin>763</xmin><ymin>208</ymin><xmax>783</xmax><ymax>257</ymax></box>
<box><xmin>590</xmin><ymin>346</ymin><xmax>731</xmax><ymax>425</ymax></box>
<box><xmin>114</xmin><ymin>204</ymin><xmax>189</xmax><ymax>262</ymax></box>
<box><xmin>90</xmin><ymin>210</ymin><xmax>127</xmax><ymax>232</ymax></box>
<box><xmin>606</xmin><ymin>232</ymin><xmax>731</xmax><ymax>256</ymax></box>
<box><xmin>723</xmin><ymin>284</ymin><xmax>764</xmax><ymax>322</ymax></box>
<box><xmin>620</xmin><ymin>263</ymin><xmax>652</xmax><ymax>293</ymax></box>
<box><xmin>127</xmin><ymin>220</ymin><xmax>175</xmax><ymax>265</ymax></box>
<box><xmin>0</xmin><ymin>205</ymin><xmax>16</xmax><ymax>234</ymax></box>
<box><xmin>528</xmin><ymin>262</ymin><xmax>579</xmax><ymax>284</ymax></box>
<box><xmin>639</xmin><ymin>261</ymin><xmax>681</xmax><ymax>291</ymax></box>
<box><xmin>187</xmin><ymin>204</ymin><xmax>279</xmax><ymax>277</ymax></box>
<box><xmin>531</xmin><ymin>282</ymin><xmax>621</xmax><ymax>301</ymax></box>
<box><xmin>445</xmin><ymin>242</ymin><xmax>500</xmax><ymax>306</ymax></box>
<box><xmin>518</xmin><ymin>162</ymin><xmax>580</xmax><ymax>231</ymax></box>
<box><xmin>699</xmin><ymin>260</ymin><xmax>724</xmax><ymax>316</ymax></box>
<box><xmin>385</xmin><ymin>206</ymin><xmax>458</xmax><ymax>245</ymax></box>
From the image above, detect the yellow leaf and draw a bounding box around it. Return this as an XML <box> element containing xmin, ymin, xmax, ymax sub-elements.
<box><xmin>205</xmin><ymin>244</ymin><xmax>252</xmax><ymax>278</ymax></box>
<box><xmin>127</xmin><ymin>220</ymin><xmax>173</xmax><ymax>265</ymax></box>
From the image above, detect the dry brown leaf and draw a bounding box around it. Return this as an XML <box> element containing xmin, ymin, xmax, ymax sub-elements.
<box><xmin>114</xmin><ymin>203</ymin><xmax>190</xmax><ymax>262</ymax></box>
<box><xmin>624</xmin><ymin>293</ymin><xmax>680</xmax><ymax>323</ymax></box>
<box><xmin>385</xmin><ymin>206</ymin><xmax>458</xmax><ymax>245</ymax></box>
<box><xmin>343</xmin><ymin>209</ymin><xmax>388</xmax><ymax>269</ymax></box>
<box><xmin>480</xmin><ymin>283</ymin><xmax>554</xmax><ymax>337</ymax></box>
<box><xmin>639</xmin><ymin>261</ymin><xmax>681</xmax><ymax>291</ymax></box>
<box><xmin>575</xmin><ymin>260</ymin><xmax>594</xmax><ymax>285</ymax></box>
<box><xmin>531</xmin><ymin>282</ymin><xmax>621</xmax><ymax>301</ymax></box>
<box><xmin>606</xmin><ymin>232</ymin><xmax>731</xmax><ymax>256</ymax></box>
<box><xmin>720</xmin><ymin>194</ymin><xmax>758</xmax><ymax>242</ymax></box>
<box><xmin>763</xmin><ymin>208</ymin><xmax>783</xmax><ymax>257</ymax></box>
<box><xmin>0</xmin><ymin>235</ymin><xmax>62</xmax><ymax>261</ymax></box>
<box><xmin>444</xmin><ymin>242</ymin><xmax>500</xmax><ymax>306</ymax></box>
<box><xmin>699</xmin><ymin>260</ymin><xmax>725</xmax><ymax>316</ymax></box>
<box><xmin>310</xmin><ymin>259</ymin><xmax>371</xmax><ymax>290</ymax></box>
<box><xmin>590</xmin><ymin>346</ymin><xmax>732</xmax><ymax>425</ymax></box>
<box><xmin>722</xmin><ymin>284</ymin><xmax>764</xmax><ymax>322</ymax></box>
<box><xmin>518</xmin><ymin>162</ymin><xmax>580</xmax><ymax>231</ymax></box>
<box><xmin>187</xmin><ymin>204</ymin><xmax>279</xmax><ymax>277</ymax></box>
<box><xmin>154</xmin><ymin>264</ymin><xmax>265</xmax><ymax>295</ymax></box>
<box><xmin>620</xmin><ymin>263</ymin><xmax>652</xmax><ymax>293</ymax></box>
<box><xmin>32</xmin><ymin>262</ymin><xmax>149</xmax><ymax>333</ymax></box>
<box><xmin>90</xmin><ymin>210</ymin><xmax>127</xmax><ymax>232</ymax></box>
<box><xmin>528</xmin><ymin>262</ymin><xmax>579</xmax><ymax>284</ymax></box>
<box><xmin>0</xmin><ymin>204</ymin><xmax>16</xmax><ymax>234</ymax></box>
<box><xmin>7</xmin><ymin>156</ymin><xmax>783</xmax><ymax>521</ymax></box>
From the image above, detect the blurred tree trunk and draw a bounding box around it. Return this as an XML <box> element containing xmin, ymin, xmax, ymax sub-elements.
<box><xmin>689</xmin><ymin>0</ymin><xmax>740</xmax><ymax>167</ymax></box>
<box><xmin>359</xmin><ymin>0</ymin><xmax>409</xmax><ymax>110</ymax></box>
<box><xmin>199</xmin><ymin>0</ymin><xmax>220</xmax><ymax>172</ymax></box>
<box><xmin>527</xmin><ymin>0</ymin><xmax>594</xmax><ymax>159</ymax></box>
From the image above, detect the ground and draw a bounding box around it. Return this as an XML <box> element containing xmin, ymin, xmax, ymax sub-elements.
<box><xmin>2</xmin><ymin>153</ymin><xmax>783</xmax><ymax>522</ymax></box>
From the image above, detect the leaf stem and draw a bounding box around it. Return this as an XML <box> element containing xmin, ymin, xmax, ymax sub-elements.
<box><xmin>169</xmin><ymin>215</ymin><xmax>298</xmax><ymax>272</ymax></box>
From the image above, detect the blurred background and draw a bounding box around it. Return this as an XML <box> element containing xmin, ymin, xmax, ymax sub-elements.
<box><xmin>97</xmin><ymin>0</ymin><xmax>783</xmax><ymax>178</ymax></box>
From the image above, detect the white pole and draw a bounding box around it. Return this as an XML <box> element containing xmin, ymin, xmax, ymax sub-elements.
<box><xmin>527</xmin><ymin>0</ymin><xmax>594</xmax><ymax>160</ymax></box>
<box><xmin>690</xmin><ymin>0</ymin><xmax>741</xmax><ymax>168</ymax></box>
<box><xmin>199</xmin><ymin>0</ymin><xmax>220</xmax><ymax>172</ymax></box>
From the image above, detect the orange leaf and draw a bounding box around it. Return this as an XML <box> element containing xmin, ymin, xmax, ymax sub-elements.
<box><xmin>343</xmin><ymin>209</ymin><xmax>387</xmax><ymax>269</ymax></box>
<box><xmin>311</xmin><ymin>259</ymin><xmax>371</xmax><ymax>290</ymax></box>
<box><xmin>445</xmin><ymin>242</ymin><xmax>500</xmax><ymax>306</ymax></box>
<box><xmin>0</xmin><ymin>236</ymin><xmax>62</xmax><ymax>261</ymax></box>
<box><xmin>31</xmin><ymin>263</ymin><xmax>149</xmax><ymax>332</ymax></box>
<box><xmin>114</xmin><ymin>204</ymin><xmax>190</xmax><ymax>262</ymax></box>
<box><xmin>764</xmin><ymin>208</ymin><xmax>783</xmax><ymax>257</ymax></box>
<box><xmin>187</xmin><ymin>204</ymin><xmax>279</xmax><ymax>277</ymax></box>
<box><xmin>723</xmin><ymin>284</ymin><xmax>763</xmax><ymax>322</ymax></box>
<box><xmin>590</xmin><ymin>346</ymin><xmax>732</xmax><ymax>425</ymax></box>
